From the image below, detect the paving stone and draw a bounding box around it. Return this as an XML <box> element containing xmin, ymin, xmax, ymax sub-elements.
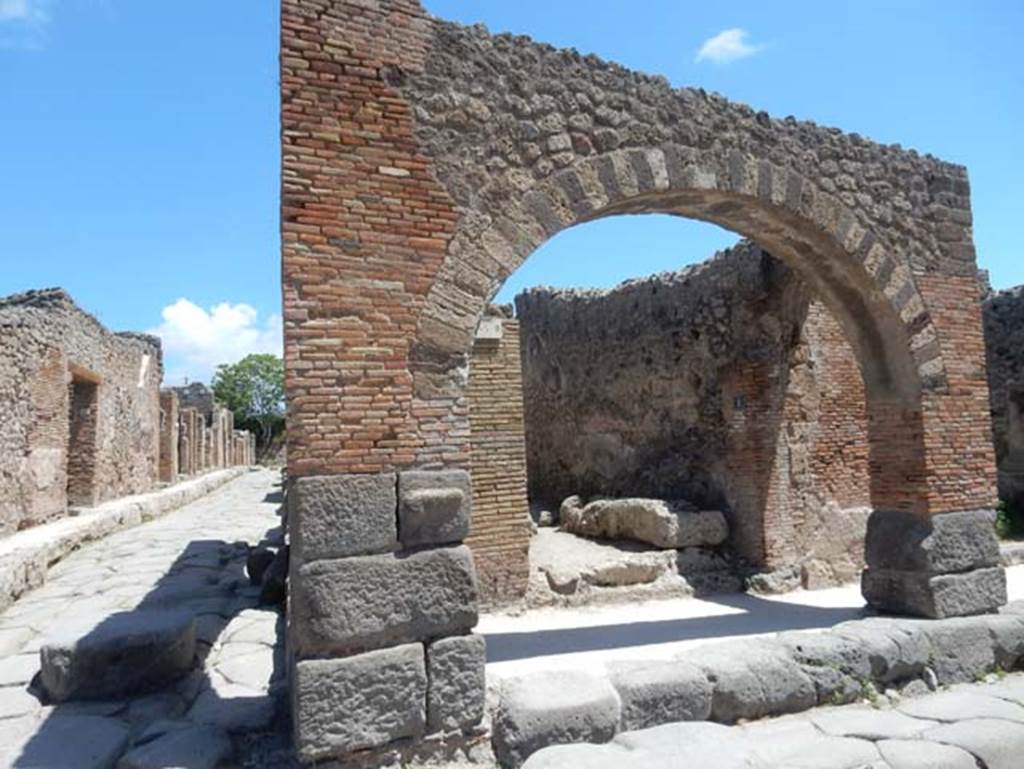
<box><xmin>736</xmin><ymin>718</ymin><xmax>821</xmax><ymax>764</ymax></box>
<box><xmin>0</xmin><ymin>654</ymin><xmax>39</xmax><ymax>687</ymax></box>
<box><xmin>116</xmin><ymin>724</ymin><xmax>233</xmax><ymax>769</ymax></box>
<box><xmin>607</xmin><ymin>658</ymin><xmax>712</xmax><ymax>730</ymax></box>
<box><xmin>0</xmin><ymin>685</ymin><xmax>42</xmax><ymax>719</ymax></box>
<box><xmin>8</xmin><ymin>714</ymin><xmax>130</xmax><ymax>769</ymax></box>
<box><xmin>923</xmin><ymin>718</ymin><xmax>1024</xmax><ymax>769</ymax></box>
<box><xmin>976</xmin><ymin>675</ymin><xmax>1024</xmax><ymax>706</ymax></box>
<box><xmin>291</xmin><ymin>545</ymin><xmax>478</xmax><ymax>656</ymax></box>
<box><xmin>398</xmin><ymin>469</ymin><xmax>472</xmax><ymax>548</ymax></box>
<box><xmin>213</xmin><ymin>647</ymin><xmax>276</xmax><ymax>693</ymax></box>
<box><xmin>808</xmin><ymin>705</ymin><xmax>936</xmax><ymax>740</ymax></box>
<box><xmin>758</xmin><ymin>735</ymin><xmax>882</xmax><ymax>768</ymax></box>
<box><xmin>40</xmin><ymin>608</ymin><xmax>197</xmax><ymax>702</ymax></box>
<box><xmin>877</xmin><ymin>738</ymin><xmax>979</xmax><ymax>769</ymax></box>
<box><xmin>293</xmin><ymin>643</ymin><xmax>427</xmax><ymax>762</ymax></box>
<box><xmin>520</xmin><ymin>743</ymin><xmax>635</xmax><ymax>769</ymax></box>
<box><xmin>0</xmin><ymin>627</ymin><xmax>33</xmax><ymax>657</ymax></box>
<box><xmin>681</xmin><ymin>639</ymin><xmax>815</xmax><ymax>722</ymax></box>
<box><xmin>125</xmin><ymin>692</ymin><xmax>187</xmax><ymax>726</ymax></box>
<box><xmin>898</xmin><ymin>690</ymin><xmax>1024</xmax><ymax>723</ymax></box>
<box><xmin>615</xmin><ymin>722</ymin><xmax>767</xmax><ymax>768</ymax></box>
<box><xmin>289</xmin><ymin>472</ymin><xmax>397</xmax><ymax>561</ymax></box>
<box><xmin>492</xmin><ymin>670</ymin><xmax>621</xmax><ymax>769</ymax></box>
<box><xmin>186</xmin><ymin>681</ymin><xmax>275</xmax><ymax>733</ymax></box>
<box><xmin>426</xmin><ymin>634</ymin><xmax>485</xmax><ymax>733</ymax></box>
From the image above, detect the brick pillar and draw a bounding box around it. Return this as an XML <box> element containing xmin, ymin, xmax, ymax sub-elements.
<box><xmin>466</xmin><ymin>314</ymin><xmax>530</xmax><ymax>606</ymax></box>
<box><xmin>158</xmin><ymin>390</ymin><xmax>179</xmax><ymax>483</ymax></box>
<box><xmin>281</xmin><ymin>0</ymin><xmax>483</xmax><ymax>763</ymax></box>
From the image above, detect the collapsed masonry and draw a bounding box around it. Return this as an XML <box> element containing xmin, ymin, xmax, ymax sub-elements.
<box><xmin>0</xmin><ymin>288</ymin><xmax>255</xmax><ymax>540</ymax></box>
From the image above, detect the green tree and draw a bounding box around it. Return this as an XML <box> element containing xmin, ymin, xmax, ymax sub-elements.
<box><xmin>211</xmin><ymin>354</ymin><xmax>285</xmax><ymax>456</ymax></box>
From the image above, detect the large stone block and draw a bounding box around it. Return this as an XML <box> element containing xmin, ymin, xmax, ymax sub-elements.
<box><xmin>291</xmin><ymin>545</ymin><xmax>479</xmax><ymax>657</ymax></box>
<box><xmin>680</xmin><ymin>640</ymin><xmax>815</xmax><ymax>723</ymax></box>
<box><xmin>289</xmin><ymin>473</ymin><xmax>397</xmax><ymax>562</ymax></box>
<box><xmin>560</xmin><ymin>497</ymin><xmax>728</xmax><ymax>550</ymax></box>
<box><xmin>862</xmin><ymin>566</ymin><xmax>1007</xmax><ymax>619</ymax></box>
<box><xmin>607</xmin><ymin>659</ymin><xmax>712</xmax><ymax>731</ymax></box>
<box><xmin>40</xmin><ymin>609</ymin><xmax>196</xmax><ymax>702</ymax></box>
<box><xmin>398</xmin><ymin>469</ymin><xmax>472</xmax><ymax>548</ymax></box>
<box><xmin>492</xmin><ymin>670</ymin><xmax>621</xmax><ymax>769</ymax></box>
<box><xmin>293</xmin><ymin>644</ymin><xmax>427</xmax><ymax>762</ymax></box>
<box><xmin>426</xmin><ymin>634</ymin><xmax>486</xmax><ymax>733</ymax></box>
<box><xmin>864</xmin><ymin>509</ymin><xmax>1000</xmax><ymax>573</ymax></box>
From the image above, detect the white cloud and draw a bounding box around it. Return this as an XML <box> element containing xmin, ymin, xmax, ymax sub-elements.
<box><xmin>695</xmin><ymin>28</ymin><xmax>764</xmax><ymax>65</ymax></box>
<box><xmin>149</xmin><ymin>299</ymin><xmax>283</xmax><ymax>386</ymax></box>
<box><xmin>0</xmin><ymin>0</ymin><xmax>51</xmax><ymax>49</ymax></box>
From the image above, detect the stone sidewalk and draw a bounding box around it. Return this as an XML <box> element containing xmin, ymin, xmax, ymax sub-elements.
<box><xmin>0</xmin><ymin>468</ymin><xmax>290</xmax><ymax>769</ymax></box>
<box><xmin>523</xmin><ymin>674</ymin><xmax>1024</xmax><ymax>769</ymax></box>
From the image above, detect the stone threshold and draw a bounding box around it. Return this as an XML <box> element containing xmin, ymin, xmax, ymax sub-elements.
<box><xmin>491</xmin><ymin>600</ymin><xmax>1024</xmax><ymax>767</ymax></box>
<box><xmin>0</xmin><ymin>467</ymin><xmax>251</xmax><ymax>613</ymax></box>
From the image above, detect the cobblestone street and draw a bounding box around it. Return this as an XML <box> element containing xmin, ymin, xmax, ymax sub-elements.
<box><xmin>0</xmin><ymin>469</ymin><xmax>289</xmax><ymax>769</ymax></box>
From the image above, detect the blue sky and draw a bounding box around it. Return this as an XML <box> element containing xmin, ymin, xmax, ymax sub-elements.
<box><xmin>1</xmin><ymin>1</ymin><xmax>1020</xmax><ymax>383</ymax></box>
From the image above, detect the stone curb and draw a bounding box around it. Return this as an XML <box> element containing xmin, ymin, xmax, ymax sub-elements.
<box><xmin>0</xmin><ymin>467</ymin><xmax>252</xmax><ymax>613</ymax></box>
<box><xmin>491</xmin><ymin>601</ymin><xmax>1024</xmax><ymax>768</ymax></box>
<box><xmin>1000</xmin><ymin>542</ymin><xmax>1024</xmax><ymax>567</ymax></box>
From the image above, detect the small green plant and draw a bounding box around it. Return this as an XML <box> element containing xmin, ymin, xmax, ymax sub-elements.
<box><xmin>996</xmin><ymin>500</ymin><xmax>1024</xmax><ymax>540</ymax></box>
<box><xmin>863</xmin><ymin>682</ymin><xmax>882</xmax><ymax>709</ymax></box>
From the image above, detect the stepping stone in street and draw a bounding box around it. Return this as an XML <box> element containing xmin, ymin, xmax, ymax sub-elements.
<box><xmin>40</xmin><ymin>608</ymin><xmax>196</xmax><ymax>702</ymax></box>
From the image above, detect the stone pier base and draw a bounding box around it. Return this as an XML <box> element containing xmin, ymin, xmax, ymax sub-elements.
<box><xmin>288</xmin><ymin>470</ymin><xmax>486</xmax><ymax>765</ymax></box>
<box><xmin>861</xmin><ymin>509</ymin><xmax>1007</xmax><ymax>618</ymax></box>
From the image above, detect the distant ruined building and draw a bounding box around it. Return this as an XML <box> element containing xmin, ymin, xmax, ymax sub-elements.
<box><xmin>0</xmin><ymin>288</ymin><xmax>255</xmax><ymax>538</ymax></box>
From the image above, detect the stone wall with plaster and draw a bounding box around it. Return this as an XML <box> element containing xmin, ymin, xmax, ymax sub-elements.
<box><xmin>516</xmin><ymin>242</ymin><xmax>871</xmax><ymax>584</ymax></box>
<box><xmin>0</xmin><ymin>288</ymin><xmax>162</xmax><ymax>536</ymax></box>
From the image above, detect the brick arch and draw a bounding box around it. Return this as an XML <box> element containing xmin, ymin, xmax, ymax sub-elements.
<box><xmin>415</xmin><ymin>148</ymin><xmax>941</xmax><ymax>406</ymax></box>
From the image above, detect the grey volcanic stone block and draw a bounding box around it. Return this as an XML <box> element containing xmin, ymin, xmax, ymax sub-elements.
<box><xmin>561</xmin><ymin>497</ymin><xmax>728</xmax><ymax>549</ymax></box>
<box><xmin>398</xmin><ymin>470</ymin><xmax>472</xmax><ymax>547</ymax></box>
<box><xmin>117</xmin><ymin>725</ymin><xmax>233</xmax><ymax>769</ymax></box>
<box><xmin>832</xmin><ymin>617</ymin><xmax>931</xmax><ymax>684</ymax></box>
<box><xmin>492</xmin><ymin>670</ymin><xmax>621</xmax><ymax>769</ymax></box>
<box><xmin>982</xmin><ymin>613</ymin><xmax>1024</xmax><ymax>670</ymax></box>
<box><xmin>681</xmin><ymin>640</ymin><xmax>815</xmax><ymax>722</ymax></box>
<box><xmin>912</xmin><ymin>617</ymin><xmax>996</xmax><ymax>684</ymax></box>
<box><xmin>862</xmin><ymin>566</ymin><xmax>1007</xmax><ymax>618</ymax></box>
<box><xmin>426</xmin><ymin>634</ymin><xmax>486</xmax><ymax>733</ymax></box>
<box><xmin>293</xmin><ymin>644</ymin><xmax>427</xmax><ymax>762</ymax></box>
<box><xmin>607</xmin><ymin>659</ymin><xmax>712</xmax><ymax>730</ymax></box>
<box><xmin>291</xmin><ymin>545</ymin><xmax>478</xmax><ymax>657</ymax></box>
<box><xmin>290</xmin><ymin>473</ymin><xmax>397</xmax><ymax>562</ymax></box>
<box><xmin>775</xmin><ymin>631</ymin><xmax>872</xmax><ymax>705</ymax></box>
<box><xmin>865</xmin><ymin>509</ymin><xmax>1000</xmax><ymax>573</ymax></box>
<box><xmin>40</xmin><ymin>609</ymin><xmax>196</xmax><ymax>702</ymax></box>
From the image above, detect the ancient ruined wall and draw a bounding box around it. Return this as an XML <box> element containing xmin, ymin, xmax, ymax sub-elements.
<box><xmin>984</xmin><ymin>286</ymin><xmax>1024</xmax><ymax>512</ymax></box>
<box><xmin>466</xmin><ymin>309</ymin><xmax>531</xmax><ymax>606</ymax></box>
<box><xmin>517</xmin><ymin>243</ymin><xmax>871</xmax><ymax>580</ymax></box>
<box><xmin>0</xmin><ymin>289</ymin><xmax>162</xmax><ymax>536</ymax></box>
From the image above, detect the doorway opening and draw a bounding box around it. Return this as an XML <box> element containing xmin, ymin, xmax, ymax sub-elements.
<box><xmin>67</xmin><ymin>369</ymin><xmax>100</xmax><ymax>507</ymax></box>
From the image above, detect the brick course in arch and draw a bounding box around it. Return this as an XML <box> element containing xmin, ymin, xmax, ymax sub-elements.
<box><xmin>281</xmin><ymin>1</ymin><xmax>1005</xmax><ymax>762</ymax></box>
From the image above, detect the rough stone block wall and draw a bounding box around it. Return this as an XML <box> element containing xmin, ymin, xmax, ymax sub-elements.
<box><xmin>466</xmin><ymin>310</ymin><xmax>531</xmax><ymax>606</ymax></box>
<box><xmin>984</xmin><ymin>285</ymin><xmax>1024</xmax><ymax>512</ymax></box>
<box><xmin>516</xmin><ymin>243</ymin><xmax>871</xmax><ymax>579</ymax></box>
<box><xmin>0</xmin><ymin>289</ymin><xmax>162</xmax><ymax>536</ymax></box>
